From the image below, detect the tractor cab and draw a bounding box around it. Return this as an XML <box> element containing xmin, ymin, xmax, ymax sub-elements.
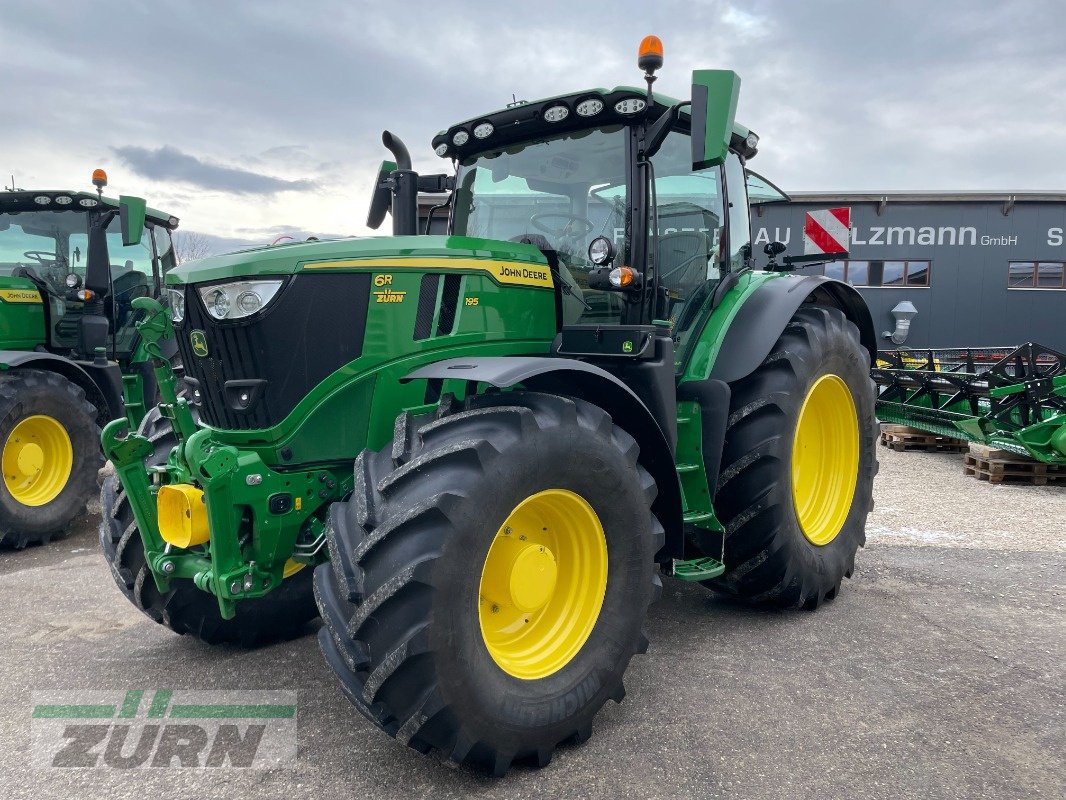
<box><xmin>375</xmin><ymin>41</ymin><xmax>763</xmax><ymax>376</ymax></box>
<box><xmin>0</xmin><ymin>173</ymin><xmax>179</xmax><ymax>363</ymax></box>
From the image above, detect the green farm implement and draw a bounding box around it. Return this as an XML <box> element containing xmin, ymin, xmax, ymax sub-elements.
<box><xmin>0</xmin><ymin>172</ymin><xmax>178</xmax><ymax>546</ymax></box>
<box><xmin>873</xmin><ymin>343</ymin><xmax>1066</xmax><ymax>464</ymax></box>
<box><xmin>101</xmin><ymin>38</ymin><xmax>879</xmax><ymax>774</ymax></box>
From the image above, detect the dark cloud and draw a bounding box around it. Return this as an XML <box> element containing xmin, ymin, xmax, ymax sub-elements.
<box><xmin>113</xmin><ymin>145</ymin><xmax>316</xmax><ymax>194</ymax></box>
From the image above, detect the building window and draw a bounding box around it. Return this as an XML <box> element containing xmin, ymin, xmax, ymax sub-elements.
<box><xmin>1008</xmin><ymin>261</ymin><xmax>1065</xmax><ymax>289</ymax></box>
<box><xmin>815</xmin><ymin>259</ymin><xmax>931</xmax><ymax>287</ymax></box>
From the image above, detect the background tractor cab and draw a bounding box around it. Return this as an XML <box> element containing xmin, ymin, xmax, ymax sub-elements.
<box><xmin>0</xmin><ymin>172</ymin><xmax>179</xmax><ymax>547</ymax></box>
<box><xmin>0</xmin><ymin>171</ymin><xmax>177</xmax><ymax>368</ymax></box>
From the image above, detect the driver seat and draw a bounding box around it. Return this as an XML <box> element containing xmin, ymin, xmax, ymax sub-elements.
<box><xmin>111</xmin><ymin>268</ymin><xmax>150</xmax><ymax>328</ymax></box>
<box><xmin>656</xmin><ymin>231</ymin><xmax>711</xmax><ymax>292</ymax></box>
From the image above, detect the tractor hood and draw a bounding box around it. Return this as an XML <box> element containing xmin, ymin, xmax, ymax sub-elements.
<box><xmin>166</xmin><ymin>235</ymin><xmax>551</xmax><ymax>286</ymax></box>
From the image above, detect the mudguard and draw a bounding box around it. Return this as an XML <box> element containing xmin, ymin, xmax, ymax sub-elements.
<box><xmin>0</xmin><ymin>350</ymin><xmax>124</xmax><ymax>422</ymax></box>
<box><xmin>709</xmin><ymin>275</ymin><xmax>876</xmax><ymax>384</ymax></box>
<box><xmin>403</xmin><ymin>356</ymin><xmax>685</xmax><ymax>559</ymax></box>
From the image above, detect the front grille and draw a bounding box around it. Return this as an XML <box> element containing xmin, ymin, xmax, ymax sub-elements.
<box><xmin>177</xmin><ymin>273</ymin><xmax>371</xmax><ymax>430</ymax></box>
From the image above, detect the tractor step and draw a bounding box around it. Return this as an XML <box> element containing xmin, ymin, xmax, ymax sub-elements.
<box><xmin>682</xmin><ymin>510</ymin><xmax>716</xmax><ymax>524</ymax></box>
<box><xmin>672</xmin><ymin>557</ymin><xmax>725</xmax><ymax>582</ymax></box>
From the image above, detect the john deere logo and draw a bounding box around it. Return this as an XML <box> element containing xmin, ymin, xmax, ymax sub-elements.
<box><xmin>190</xmin><ymin>330</ymin><xmax>209</xmax><ymax>357</ymax></box>
<box><xmin>622</xmin><ymin>340</ymin><xmax>634</xmax><ymax>353</ymax></box>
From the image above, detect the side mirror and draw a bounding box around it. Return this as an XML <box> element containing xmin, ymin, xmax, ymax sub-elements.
<box><xmin>366</xmin><ymin>160</ymin><xmax>397</xmax><ymax>230</ymax></box>
<box><xmin>764</xmin><ymin>241</ymin><xmax>787</xmax><ymax>257</ymax></box>
<box><xmin>690</xmin><ymin>69</ymin><xmax>740</xmax><ymax>170</ymax></box>
<box><xmin>119</xmin><ymin>196</ymin><xmax>146</xmax><ymax>246</ymax></box>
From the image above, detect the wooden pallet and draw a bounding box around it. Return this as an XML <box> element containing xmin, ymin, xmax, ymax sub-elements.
<box><xmin>879</xmin><ymin>424</ymin><xmax>968</xmax><ymax>453</ymax></box>
<box><xmin>963</xmin><ymin>449</ymin><xmax>1066</xmax><ymax>486</ymax></box>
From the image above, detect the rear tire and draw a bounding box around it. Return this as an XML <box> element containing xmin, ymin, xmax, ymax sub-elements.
<box><xmin>0</xmin><ymin>369</ymin><xmax>100</xmax><ymax>548</ymax></box>
<box><xmin>315</xmin><ymin>392</ymin><xmax>662</xmax><ymax>775</ymax></box>
<box><xmin>99</xmin><ymin>408</ymin><xmax>318</xmax><ymax>646</ymax></box>
<box><xmin>703</xmin><ymin>305</ymin><xmax>877</xmax><ymax>609</ymax></box>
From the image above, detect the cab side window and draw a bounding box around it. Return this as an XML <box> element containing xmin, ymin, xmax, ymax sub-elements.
<box><xmin>650</xmin><ymin>130</ymin><xmax>726</xmax><ymax>301</ymax></box>
<box><xmin>724</xmin><ymin>152</ymin><xmax>751</xmax><ymax>271</ymax></box>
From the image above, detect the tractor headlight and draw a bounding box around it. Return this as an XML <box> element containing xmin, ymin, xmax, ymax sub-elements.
<box><xmin>168</xmin><ymin>288</ymin><xmax>185</xmax><ymax>323</ymax></box>
<box><xmin>198</xmin><ymin>279</ymin><xmax>283</xmax><ymax>321</ymax></box>
<box><xmin>205</xmin><ymin>287</ymin><xmax>230</xmax><ymax>319</ymax></box>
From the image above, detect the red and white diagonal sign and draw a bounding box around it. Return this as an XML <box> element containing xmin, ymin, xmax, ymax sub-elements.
<box><xmin>803</xmin><ymin>207</ymin><xmax>851</xmax><ymax>255</ymax></box>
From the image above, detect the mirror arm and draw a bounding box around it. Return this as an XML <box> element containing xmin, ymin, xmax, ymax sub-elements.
<box><xmin>642</xmin><ymin>101</ymin><xmax>690</xmax><ymax>161</ymax></box>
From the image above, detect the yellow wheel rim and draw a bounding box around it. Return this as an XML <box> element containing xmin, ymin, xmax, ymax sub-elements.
<box><xmin>791</xmin><ymin>374</ymin><xmax>859</xmax><ymax>546</ymax></box>
<box><xmin>2</xmin><ymin>414</ymin><xmax>74</xmax><ymax>506</ymax></box>
<box><xmin>478</xmin><ymin>489</ymin><xmax>608</xmax><ymax>680</ymax></box>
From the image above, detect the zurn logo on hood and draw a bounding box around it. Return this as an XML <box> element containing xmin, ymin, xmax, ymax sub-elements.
<box><xmin>30</xmin><ymin>690</ymin><xmax>296</xmax><ymax>769</ymax></box>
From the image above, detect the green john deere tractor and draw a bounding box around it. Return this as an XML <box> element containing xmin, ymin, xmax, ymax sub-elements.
<box><xmin>101</xmin><ymin>40</ymin><xmax>877</xmax><ymax>774</ymax></box>
<box><xmin>0</xmin><ymin>172</ymin><xmax>179</xmax><ymax>547</ymax></box>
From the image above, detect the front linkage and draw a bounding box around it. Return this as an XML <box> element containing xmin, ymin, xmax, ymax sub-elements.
<box><xmin>101</xmin><ymin>297</ymin><xmax>342</xmax><ymax>619</ymax></box>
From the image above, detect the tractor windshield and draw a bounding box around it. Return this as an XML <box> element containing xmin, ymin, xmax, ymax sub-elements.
<box><xmin>452</xmin><ymin>126</ymin><xmax>629</xmax><ymax>324</ymax></box>
<box><xmin>0</xmin><ymin>210</ymin><xmax>89</xmax><ymax>292</ymax></box>
<box><xmin>0</xmin><ymin>208</ymin><xmax>170</xmax><ymax>352</ymax></box>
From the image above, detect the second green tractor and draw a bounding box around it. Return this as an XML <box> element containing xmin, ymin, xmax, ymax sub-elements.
<box><xmin>101</xmin><ymin>40</ymin><xmax>878</xmax><ymax>775</ymax></box>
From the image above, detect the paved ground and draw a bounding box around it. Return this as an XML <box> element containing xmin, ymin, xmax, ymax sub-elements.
<box><xmin>1</xmin><ymin>446</ymin><xmax>1063</xmax><ymax>799</ymax></box>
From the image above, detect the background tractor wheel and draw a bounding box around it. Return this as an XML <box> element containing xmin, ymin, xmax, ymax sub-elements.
<box><xmin>315</xmin><ymin>392</ymin><xmax>662</xmax><ymax>775</ymax></box>
<box><xmin>99</xmin><ymin>407</ymin><xmax>318</xmax><ymax>646</ymax></box>
<box><xmin>703</xmin><ymin>305</ymin><xmax>877</xmax><ymax>609</ymax></box>
<box><xmin>0</xmin><ymin>369</ymin><xmax>100</xmax><ymax>548</ymax></box>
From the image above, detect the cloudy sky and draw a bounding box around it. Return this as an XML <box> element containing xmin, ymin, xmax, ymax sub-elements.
<box><xmin>3</xmin><ymin>0</ymin><xmax>1062</xmax><ymax>254</ymax></box>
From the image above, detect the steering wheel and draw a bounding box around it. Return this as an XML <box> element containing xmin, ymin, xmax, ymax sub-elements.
<box><xmin>23</xmin><ymin>250</ymin><xmax>58</xmax><ymax>265</ymax></box>
<box><xmin>529</xmin><ymin>212</ymin><xmax>594</xmax><ymax>238</ymax></box>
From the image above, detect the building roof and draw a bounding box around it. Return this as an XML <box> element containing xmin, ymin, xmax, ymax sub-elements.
<box><xmin>783</xmin><ymin>190</ymin><xmax>1066</xmax><ymax>204</ymax></box>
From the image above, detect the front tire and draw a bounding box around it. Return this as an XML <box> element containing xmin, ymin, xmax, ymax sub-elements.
<box><xmin>315</xmin><ymin>392</ymin><xmax>663</xmax><ymax>775</ymax></box>
<box><xmin>99</xmin><ymin>407</ymin><xmax>318</xmax><ymax>646</ymax></box>
<box><xmin>704</xmin><ymin>305</ymin><xmax>877</xmax><ymax>609</ymax></box>
<box><xmin>0</xmin><ymin>370</ymin><xmax>100</xmax><ymax>548</ymax></box>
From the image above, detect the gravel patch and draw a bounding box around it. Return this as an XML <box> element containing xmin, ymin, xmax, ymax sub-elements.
<box><xmin>869</xmin><ymin>444</ymin><xmax>1066</xmax><ymax>552</ymax></box>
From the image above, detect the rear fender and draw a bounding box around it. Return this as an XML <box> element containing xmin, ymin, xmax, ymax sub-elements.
<box><xmin>403</xmin><ymin>356</ymin><xmax>685</xmax><ymax>560</ymax></box>
<box><xmin>0</xmin><ymin>350</ymin><xmax>123</xmax><ymax>424</ymax></box>
<box><xmin>708</xmin><ymin>274</ymin><xmax>876</xmax><ymax>384</ymax></box>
